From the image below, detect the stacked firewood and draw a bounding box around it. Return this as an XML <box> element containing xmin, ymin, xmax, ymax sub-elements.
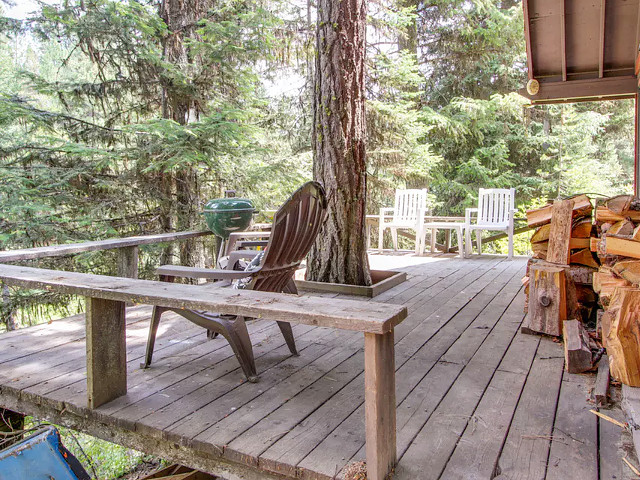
<box><xmin>592</xmin><ymin>195</ymin><xmax>640</xmax><ymax>386</ymax></box>
<box><xmin>524</xmin><ymin>195</ymin><xmax>599</xmax><ymax>325</ymax></box>
<box><xmin>522</xmin><ymin>196</ymin><xmax>601</xmax><ymax>375</ymax></box>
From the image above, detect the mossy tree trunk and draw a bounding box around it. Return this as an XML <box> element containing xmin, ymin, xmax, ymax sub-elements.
<box><xmin>306</xmin><ymin>0</ymin><xmax>371</xmax><ymax>286</ymax></box>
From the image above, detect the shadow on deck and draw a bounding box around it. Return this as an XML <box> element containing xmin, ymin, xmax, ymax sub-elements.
<box><xmin>0</xmin><ymin>254</ymin><xmax>624</xmax><ymax>479</ymax></box>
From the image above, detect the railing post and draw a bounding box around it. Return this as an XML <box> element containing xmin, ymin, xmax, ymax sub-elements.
<box><xmin>364</xmin><ymin>330</ymin><xmax>397</xmax><ymax>480</ymax></box>
<box><xmin>117</xmin><ymin>245</ymin><xmax>139</xmax><ymax>279</ymax></box>
<box><xmin>86</xmin><ymin>296</ymin><xmax>127</xmax><ymax>408</ymax></box>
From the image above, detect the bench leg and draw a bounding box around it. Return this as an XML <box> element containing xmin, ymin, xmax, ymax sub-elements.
<box><xmin>86</xmin><ymin>297</ymin><xmax>127</xmax><ymax>409</ymax></box>
<box><xmin>364</xmin><ymin>331</ymin><xmax>396</xmax><ymax>480</ymax></box>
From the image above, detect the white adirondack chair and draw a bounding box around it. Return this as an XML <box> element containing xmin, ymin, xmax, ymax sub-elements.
<box><xmin>465</xmin><ymin>188</ymin><xmax>516</xmax><ymax>259</ymax></box>
<box><xmin>378</xmin><ymin>189</ymin><xmax>428</xmax><ymax>254</ymax></box>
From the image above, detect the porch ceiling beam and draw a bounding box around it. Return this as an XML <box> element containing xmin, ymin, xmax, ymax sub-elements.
<box><xmin>561</xmin><ymin>0</ymin><xmax>567</xmax><ymax>82</ymax></box>
<box><xmin>519</xmin><ymin>76</ymin><xmax>637</xmax><ymax>104</ymax></box>
<box><xmin>523</xmin><ymin>0</ymin><xmax>534</xmax><ymax>79</ymax></box>
<box><xmin>600</xmin><ymin>0</ymin><xmax>606</xmax><ymax>78</ymax></box>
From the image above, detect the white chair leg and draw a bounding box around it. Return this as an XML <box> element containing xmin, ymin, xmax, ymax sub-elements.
<box><xmin>456</xmin><ymin>227</ymin><xmax>465</xmax><ymax>258</ymax></box>
<box><xmin>378</xmin><ymin>225</ymin><xmax>384</xmax><ymax>253</ymax></box>
<box><xmin>430</xmin><ymin>228</ymin><xmax>436</xmax><ymax>253</ymax></box>
<box><xmin>476</xmin><ymin>230</ymin><xmax>482</xmax><ymax>255</ymax></box>
<box><xmin>391</xmin><ymin>228</ymin><xmax>398</xmax><ymax>251</ymax></box>
<box><xmin>508</xmin><ymin>230</ymin><xmax>514</xmax><ymax>260</ymax></box>
<box><xmin>465</xmin><ymin>228</ymin><xmax>472</xmax><ymax>256</ymax></box>
<box><xmin>417</xmin><ymin>228</ymin><xmax>425</xmax><ymax>255</ymax></box>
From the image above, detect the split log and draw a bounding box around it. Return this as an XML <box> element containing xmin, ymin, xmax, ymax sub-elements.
<box><xmin>569</xmin><ymin>249</ymin><xmax>599</xmax><ymax>269</ymax></box>
<box><xmin>571</xmin><ymin>217</ymin><xmax>594</xmax><ymax>238</ymax></box>
<box><xmin>596</xmin><ymin>206</ymin><xmax>640</xmax><ymax>223</ymax></box>
<box><xmin>613</xmin><ymin>260</ymin><xmax>640</xmax><ymax>286</ymax></box>
<box><xmin>601</xmin><ymin>310</ymin><xmax>613</xmax><ymax>347</ymax></box>
<box><xmin>563</xmin><ymin>319</ymin><xmax>592</xmax><ymax>374</ymax></box>
<box><xmin>547</xmin><ymin>199</ymin><xmax>574</xmax><ymax>265</ymax></box>
<box><xmin>605</xmin><ymin>287</ymin><xmax>640</xmax><ymax>386</ymax></box>
<box><xmin>522</xmin><ymin>264</ymin><xmax>575</xmax><ymax>336</ymax></box>
<box><xmin>569</xmin><ymin>238</ymin><xmax>591</xmax><ymax>250</ymax></box>
<box><xmin>531</xmin><ymin>224</ymin><xmax>551</xmax><ymax>243</ymax></box>
<box><xmin>531</xmin><ymin>241</ymin><xmax>548</xmax><ymax>255</ymax></box>
<box><xmin>604</xmin><ymin>236</ymin><xmax>640</xmax><ymax>259</ymax></box>
<box><xmin>593</xmin><ymin>268</ymin><xmax>631</xmax><ymax>305</ymax></box>
<box><xmin>526</xmin><ymin>194</ymin><xmax>592</xmax><ymax>228</ymax></box>
<box><xmin>608</xmin><ymin>220</ymin><xmax>635</xmax><ymax>236</ymax></box>
<box><xmin>605</xmin><ymin>195</ymin><xmax>634</xmax><ymax>215</ymax></box>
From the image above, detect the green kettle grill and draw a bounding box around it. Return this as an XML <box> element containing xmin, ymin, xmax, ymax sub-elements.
<box><xmin>202</xmin><ymin>195</ymin><xmax>255</xmax><ymax>262</ymax></box>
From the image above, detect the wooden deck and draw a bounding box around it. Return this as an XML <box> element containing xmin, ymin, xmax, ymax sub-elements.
<box><xmin>0</xmin><ymin>254</ymin><xmax>628</xmax><ymax>479</ymax></box>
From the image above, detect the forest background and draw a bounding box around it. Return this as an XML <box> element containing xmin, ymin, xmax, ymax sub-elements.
<box><xmin>0</xmin><ymin>0</ymin><xmax>634</xmax><ymax>476</ymax></box>
<box><xmin>0</xmin><ymin>0</ymin><xmax>633</xmax><ymax>327</ymax></box>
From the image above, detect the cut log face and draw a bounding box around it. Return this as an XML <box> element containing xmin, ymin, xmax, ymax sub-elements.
<box><xmin>526</xmin><ymin>194</ymin><xmax>592</xmax><ymax>228</ymax></box>
<box><xmin>608</xmin><ymin>220</ymin><xmax>635</xmax><ymax>236</ymax></box>
<box><xmin>633</xmin><ymin>224</ymin><xmax>640</xmax><ymax>242</ymax></box>
<box><xmin>605</xmin><ymin>195</ymin><xmax>634</xmax><ymax>215</ymax></box>
<box><xmin>531</xmin><ymin>224</ymin><xmax>551</xmax><ymax>243</ymax></box>
<box><xmin>571</xmin><ymin>217</ymin><xmax>594</xmax><ymax>238</ymax></box>
<box><xmin>563</xmin><ymin>319</ymin><xmax>592</xmax><ymax>374</ymax></box>
<box><xmin>547</xmin><ymin>199</ymin><xmax>574</xmax><ymax>265</ymax></box>
<box><xmin>523</xmin><ymin>264</ymin><xmax>568</xmax><ymax>336</ymax></box>
<box><xmin>569</xmin><ymin>249</ymin><xmax>599</xmax><ymax>269</ymax></box>
<box><xmin>606</xmin><ymin>288</ymin><xmax>640</xmax><ymax>386</ymax></box>
<box><xmin>613</xmin><ymin>260</ymin><xmax>640</xmax><ymax>286</ymax></box>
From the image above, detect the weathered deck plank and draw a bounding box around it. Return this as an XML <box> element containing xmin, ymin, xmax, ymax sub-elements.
<box><xmin>0</xmin><ymin>255</ymin><xmax>610</xmax><ymax>480</ymax></box>
<box><xmin>495</xmin><ymin>338</ymin><xmax>564</xmax><ymax>480</ymax></box>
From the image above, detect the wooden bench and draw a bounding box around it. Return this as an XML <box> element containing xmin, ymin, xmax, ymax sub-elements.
<box><xmin>0</xmin><ymin>264</ymin><xmax>407</xmax><ymax>480</ymax></box>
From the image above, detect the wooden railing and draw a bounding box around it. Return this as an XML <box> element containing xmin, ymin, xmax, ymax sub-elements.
<box><xmin>0</xmin><ymin>232</ymin><xmax>407</xmax><ymax>480</ymax></box>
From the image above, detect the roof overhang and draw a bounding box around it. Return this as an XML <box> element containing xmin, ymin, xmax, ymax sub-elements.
<box><xmin>521</xmin><ymin>0</ymin><xmax>640</xmax><ymax>105</ymax></box>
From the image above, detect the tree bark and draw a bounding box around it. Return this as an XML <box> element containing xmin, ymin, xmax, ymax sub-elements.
<box><xmin>159</xmin><ymin>0</ymin><xmax>208</xmax><ymax>270</ymax></box>
<box><xmin>306</xmin><ymin>0</ymin><xmax>371</xmax><ymax>286</ymax></box>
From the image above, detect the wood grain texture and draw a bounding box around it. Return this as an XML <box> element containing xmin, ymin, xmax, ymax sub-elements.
<box><xmin>0</xmin><ymin>230</ymin><xmax>212</xmax><ymax>262</ymax></box>
<box><xmin>364</xmin><ymin>331</ymin><xmax>396</xmax><ymax>480</ymax></box>
<box><xmin>606</xmin><ymin>287</ymin><xmax>640</xmax><ymax>386</ymax></box>
<box><xmin>547</xmin><ymin>199</ymin><xmax>573</xmax><ymax>265</ymax></box>
<box><xmin>522</xmin><ymin>265</ymin><xmax>567</xmax><ymax>336</ymax></box>
<box><xmin>562</xmin><ymin>319</ymin><xmax>592</xmax><ymax>374</ymax></box>
<box><xmin>0</xmin><ymin>265</ymin><xmax>406</xmax><ymax>334</ymax></box>
<box><xmin>86</xmin><ymin>297</ymin><xmax>127</xmax><ymax>408</ymax></box>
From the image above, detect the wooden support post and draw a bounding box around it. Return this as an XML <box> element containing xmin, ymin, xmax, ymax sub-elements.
<box><xmin>117</xmin><ymin>245</ymin><xmax>139</xmax><ymax>279</ymax></box>
<box><xmin>364</xmin><ymin>331</ymin><xmax>396</xmax><ymax>480</ymax></box>
<box><xmin>86</xmin><ymin>296</ymin><xmax>127</xmax><ymax>408</ymax></box>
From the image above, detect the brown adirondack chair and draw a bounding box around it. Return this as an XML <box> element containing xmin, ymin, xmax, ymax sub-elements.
<box><xmin>142</xmin><ymin>181</ymin><xmax>327</xmax><ymax>382</ymax></box>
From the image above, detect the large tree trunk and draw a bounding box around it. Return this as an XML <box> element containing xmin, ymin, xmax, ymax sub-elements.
<box><xmin>306</xmin><ymin>0</ymin><xmax>371</xmax><ymax>286</ymax></box>
<box><xmin>159</xmin><ymin>0</ymin><xmax>208</xmax><ymax>269</ymax></box>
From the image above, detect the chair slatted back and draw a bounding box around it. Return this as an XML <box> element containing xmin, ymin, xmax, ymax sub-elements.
<box><xmin>393</xmin><ymin>189</ymin><xmax>428</xmax><ymax>226</ymax></box>
<box><xmin>477</xmin><ymin>188</ymin><xmax>515</xmax><ymax>226</ymax></box>
<box><xmin>249</xmin><ymin>182</ymin><xmax>327</xmax><ymax>293</ymax></box>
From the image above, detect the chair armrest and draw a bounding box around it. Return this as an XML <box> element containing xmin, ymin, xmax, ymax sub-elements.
<box><xmin>465</xmin><ymin>208</ymin><xmax>478</xmax><ymax>225</ymax></box>
<box><xmin>157</xmin><ymin>264</ymin><xmax>254</xmax><ymax>280</ymax></box>
<box><xmin>379</xmin><ymin>208</ymin><xmax>394</xmax><ymax>223</ymax></box>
